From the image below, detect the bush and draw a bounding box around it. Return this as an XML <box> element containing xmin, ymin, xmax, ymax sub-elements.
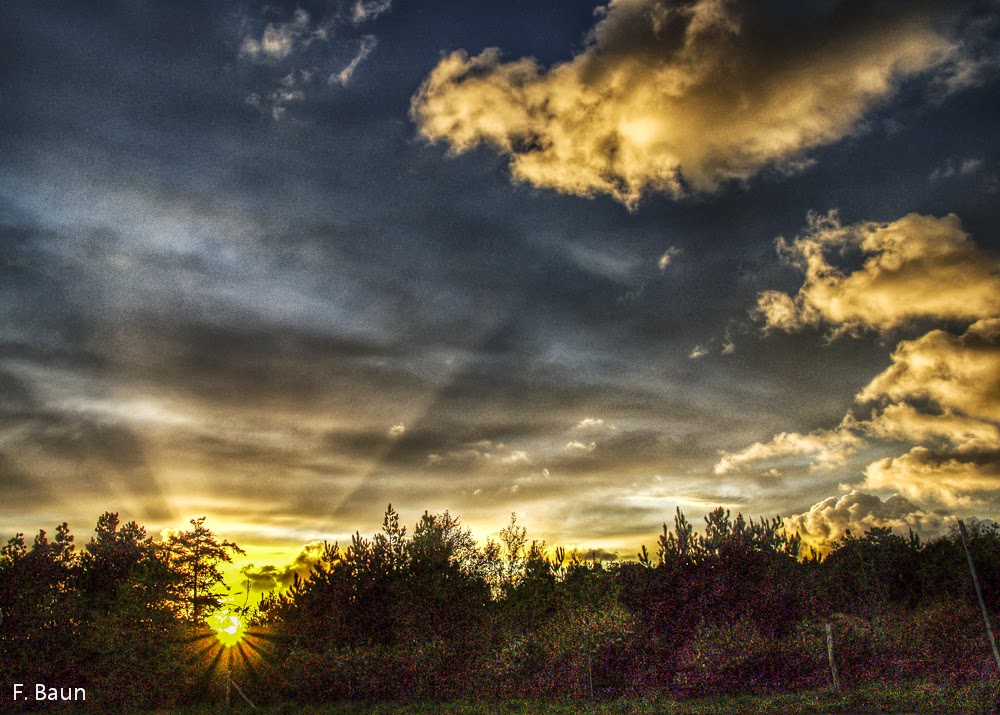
<box><xmin>674</xmin><ymin>619</ymin><xmax>825</xmax><ymax>695</ymax></box>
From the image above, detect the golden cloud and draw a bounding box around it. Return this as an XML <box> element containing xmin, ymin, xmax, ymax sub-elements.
<box><xmin>714</xmin><ymin>423</ymin><xmax>861</xmax><ymax>475</ymax></box>
<box><xmin>734</xmin><ymin>317</ymin><xmax>1000</xmax><ymax>507</ymax></box>
<box><xmin>788</xmin><ymin>490</ymin><xmax>944</xmax><ymax>552</ymax></box>
<box><xmin>858</xmin><ymin>318</ymin><xmax>1000</xmax><ymax>422</ymax></box>
<box><xmin>411</xmin><ymin>0</ymin><xmax>962</xmax><ymax>207</ymax></box>
<box><xmin>864</xmin><ymin>403</ymin><xmax>1000</xmax><ymax>453</ymax></box>
<box><xmin>852</xmin><ymin>320</ymin><xmax>1000</xmax><ymax>507</ymax></box>
<box><xmin>757</xmin><ymin>213</ymin><xmax>1000</xmax><ymax>334</ymax></box>
<box><xmin>861</xmin><ymin>448</ymin><xmax>1000</xmax><ymax>508</ymax></box>
<box><xmin>739</xmin><ymin>208</ymin><xmax>1000</xmax><ymax>513</ymax></box>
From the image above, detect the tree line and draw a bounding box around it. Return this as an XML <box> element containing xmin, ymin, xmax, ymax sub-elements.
<box><xmin>2</xmin><ymin>505</ymin><xmax>999</xmax><ymax>709</ymax></box>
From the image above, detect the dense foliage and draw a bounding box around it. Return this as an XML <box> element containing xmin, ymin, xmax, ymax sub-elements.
<box><xmin>2</xmin><ymin>506</ymin><xmax>1000</xmax><ymax>710</ymax></box>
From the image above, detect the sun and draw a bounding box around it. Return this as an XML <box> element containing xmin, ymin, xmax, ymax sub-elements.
<box><xmin>209</xmin><ymin>609</ymin><xmax>247</xmax><ymax>648</ymax></box>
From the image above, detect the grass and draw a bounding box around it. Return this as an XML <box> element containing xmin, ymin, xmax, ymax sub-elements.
<box><xmin>121</xmin><ymin>680</ymin><xmax>998</xmax><ymax>715</ymax></box>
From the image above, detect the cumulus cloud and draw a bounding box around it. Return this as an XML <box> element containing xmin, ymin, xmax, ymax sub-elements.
<box><xmin>858</xmin><ymin>318</ymin><xmax>1000</xmax><ymax>423</ymax></box>
<box><xmin>566</xmin><ymin>440</ymin><xmax>597</xmax><ymax>453</ymax></box>
<box><xmin>735</xmin><ymin>316</ymin><xmax>1000</xmax><ymax>507</ymax></box>
<box><xmin>788</xmin><ymin>490</ymin><xmax>945</xmax><ymax>551</ymax></box>
<box><xmin>411</xmin><ymin>0</ymin><xmax>976</xmax><ymax>208</ymax></box>
<box><xmin>756</xmin><ymin>212</ymin><xmax>1000</xmax><ymax>335</ymax></box>
<box><xmin>861</xmin><ymin>447</ymin><xmax>1000</xmax><ymax>508</ymax></box>
<box><xmin>239</xmin><ymin>541</ymin><xmax>327</xmax><ymax>591</ymax></box>
<box><xmin>851</xmin><ymin>320</ymin><xmax>1000</xmax><ymax>505</ymax></box>
<box><xmin>714</xmin><ymin>424</ymin><xmax>862</xmax><ymax>475</ymax></box>
<box><xmin>743</xmin><ymin>209</ymin><xmax>1000</xmax><ymax>512</ymax></box>
<box><xmin>865</xmin><ymin>403</ymin><xmax>1000</xmax><ymax>454</ymax></box>
<box><xmin>689</xmin><ymin>345</ymin><xmax>709</xmax><ymax>359</ymax></box>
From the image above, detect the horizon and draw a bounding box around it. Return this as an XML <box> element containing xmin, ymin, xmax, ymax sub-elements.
<box><xmin>9</xmin><ymin>501</ymin><xmax>989</xmax><ymax>601</ymax></box>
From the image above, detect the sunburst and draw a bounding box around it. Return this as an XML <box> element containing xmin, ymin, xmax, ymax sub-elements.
<box><xmin>210</xmin><ymin>608</ymin><xmax>247</xmax><ymax>648</ymax></box>
<box><xmin>178</xmin><ymin>611</ymin><xmax>287</xmax><ymax>706</ymax></box>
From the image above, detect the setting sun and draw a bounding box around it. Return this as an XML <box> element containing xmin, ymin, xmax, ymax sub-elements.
<box><xmin>209</xmin><ymin>610</ymin><xmax>247</xmax><ymax>648</ymax></box>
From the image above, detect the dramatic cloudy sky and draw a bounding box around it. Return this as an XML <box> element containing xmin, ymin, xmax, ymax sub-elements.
<box><xmin>2</xmin><ymin>0</ymin><xmax>999</xmax><ymax>582</ymax></box>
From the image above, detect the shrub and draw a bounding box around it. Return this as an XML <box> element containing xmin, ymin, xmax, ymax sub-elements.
<box><xmin>674</xmin><ymin>619</ymin><xmax>825</xmax><ymax>695</ymax></box>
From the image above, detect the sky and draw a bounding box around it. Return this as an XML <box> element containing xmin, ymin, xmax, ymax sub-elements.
<box><xmin>2</xmin><ymin>0</ymin><xmax>1000</xmax><ymax>590</ymax></box>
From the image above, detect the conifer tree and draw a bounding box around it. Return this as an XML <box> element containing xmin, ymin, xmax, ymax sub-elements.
<box><xmin>167</xmin><ymin>517</ymin><xmax>244</xmax><ymax>623</ymax></box>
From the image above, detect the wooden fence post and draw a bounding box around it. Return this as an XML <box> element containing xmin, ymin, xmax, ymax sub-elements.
<box><xmin>958</xmin><ymin>519</ymin><xmax>1000</xmax><ymax>676</ymax></box>
<box><xmin>825</xmin><ymin>622</ymin><xmax>840</xmax><ymax>691</ymax></box>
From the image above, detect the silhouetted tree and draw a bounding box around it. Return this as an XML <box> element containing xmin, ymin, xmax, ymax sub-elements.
<box><xmin>76</xmin><ymin>513</ymin><xmax>191</xmax><ymax>708</ymax></box>
<box><xmin>499</xmin><ymin>512</ymin><xmax>528</xmax><ymax>591</ymax></box>
<box><xmin>823</xmin><ymin>526</ymin><xmax>921</xmax><ymax>616</ymax></box>
<box><xmin>79</xmin><ymin>512</ymin><xmax>154</xmax><ymax>606</ymax></box>
<box><xmin>0</xmin><ymin>522</ymin><xmax>87</xmax><ymax>706</ymax></box>
<box><xmin>167</xmin><ymin>516</ymin><xmax>244</xmax><ymax>623</ymax></box>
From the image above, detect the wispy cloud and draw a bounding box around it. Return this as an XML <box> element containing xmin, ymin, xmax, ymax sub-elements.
<box><xmin>332</xmin><ymin>35</ymin><xmax>377</xmax><ymax>87</ymax></box>
<box><xmin>240</xmin><ymin>8</ymin><xmax>325</xmax><ymax>63</ymax></box>
<box><xmin>575</xmin><ymin>417</ymin><xmax>613</xmax><ymax>431</ymax></box>
<box><xmin>714</xmin><ymin>423</ymin><xmax>862</xmax><ymax>476</ymax></box>
<box><xmin>658</xmin><ymin>247</ymin><xmax>680</xmax><ymax>272</ymax></box>
<box><xmin>246</xmin><ymin>87</ymin><xmax>305</xmax><ymax>121</ymax></box>
<box><xmin>352</xmin><ymin>0</ymin><xmax>393</xmax><ymax>26</ymax></box>
<box><xmin>930</xmin><ymin>156</ymin><xmax>985</xmax><ymax>181</ymax></box>
<box><xmin>239</xmin><ymin>4</ymin><xmax>390</xmax><ymax>118</ymax></box>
